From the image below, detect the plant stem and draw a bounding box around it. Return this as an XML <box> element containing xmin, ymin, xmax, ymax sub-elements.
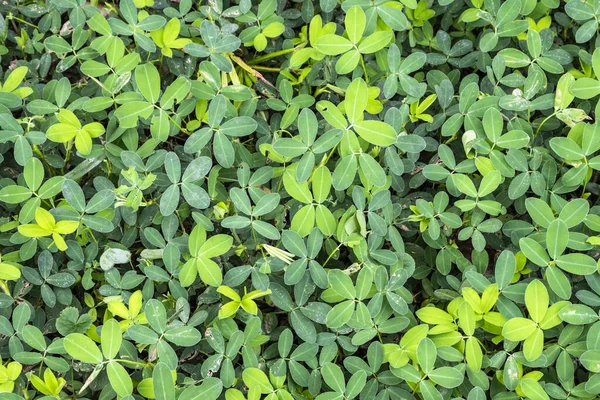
<box><xmin>253</xmin><ymin>66</ymin><xmax>280</xmax><ymax>72</ymax></box>
<box><xmin>249</xmin><ymin>47</ymin><xmax>298</xmax><ymax>64</ymax></box>
<box><xmin>534</xmin><ymin>112</ymin><xmax>557</xmax><ymax>138</ymax></box>
<box><xmin>360</xmin><ymin>55</ymin><xmax>369</xmax><ymax>84</ymax></box>
<box><xmin>323</xmin><ymin>244</ymin><xmax>342</xmax><ymax>266</ymax></box>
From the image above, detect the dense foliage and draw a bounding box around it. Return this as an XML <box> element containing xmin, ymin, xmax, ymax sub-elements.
<box><xmin>1</xmin><ymin>0</ymin><xmax>600</xmax><ymax>399</ymax></box>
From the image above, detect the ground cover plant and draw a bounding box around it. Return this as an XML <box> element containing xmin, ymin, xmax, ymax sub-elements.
<box><xmin>1</xmin><ymin>0</ymin><xmax>600</xmax><ymax>399</ymax></box>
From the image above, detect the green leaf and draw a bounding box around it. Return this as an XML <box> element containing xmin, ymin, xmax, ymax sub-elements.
<box><xmin>164</xmin><ymin>326</ymin><xmax>202</xmax><ymax>346</ymax></box>
<box><xmin>101</xmin><ymin>319</ymin><xmax>122</xmax><ymax>359</ymax></box>
<box><xmin>326</xmin><ymin>300</ymin><xmax>355</xmax><ymax>328</ymax></box>
<box><xmin>556</xmin><ymin>253</ymin><xmax>598</xmax><ymax>275</ymax></box>
<box><xmin>545</xmin><ymin>266</ymin><xmax>572</xmax><ymax>300</ymax></box>
<box><xmin>23</xmin><ymin>158</ymin><xmax>44</xmax><ymax>192</ymax></box>
<box><xmin>197</xmin><ymin>257</ymin><xmax>223</xmax><ymax>287</ymax></box>
<box><xmin>199</xmin><ymin>234</ymin><xmax>233</xmax><ymax>258</ymax></box>
<box><xmin>550</xmin><ymin>137</ymin><xmax>585</xmax><ymax>160</ymax></box>
<box><xmin>81</xmin><ymin>60</ymin><xmax>111</xmax><ymax>77</ymax></box>
<box><xmin>284</xmin><ymin>169</ymin><xmax>313</xmax><ymax>204</ymax></box>
<box><xmin>417</xmin><ymin>338</ymin><xmax>436</xmax><ymax>374</ymax></box>
<box><xmin>519</xmin><ymin>237</ymin><xmax>549</xmax><ymax>267</ymax></box>
<box><xmin>332</xmin><ymin>155</ymin><xmax>358</xmax><ymax>190</ymax></box>
<box><xmin>547</xmin><ymin>219</ymin><xmax>568</xmax><ymax>259</ymax></box>
<box><xmin>312</xmin><ymin>165</ymin><xmax>332</xmax><ymax>203</ymax></box>
<box><xmin>559</xmin><ymin>304</ymin><xmax>598</xmax><ymax>325</ymax></box>
<box><xmin>253</xmin><ymin>193</ymin><xmax>280</xmax><ymax>217</ymax></box>
<box><xmin>0</xmin><ymin>263</ymin><xmax>21</xmax><ymax>281</ymax></box>
<box><xmin>242</xmin><ymin>368</ymin><xmax>273</xmax><ymax>393</ymax></box>
<box><xmin>525</xmin><ymin>280</ymin><xmax>548</xmax><ymax>324</ymax></box>
<box><xmin>353</xmin><ymin>120</ymin><xmax>397</xmax><ymax>147</ymax></box>
<box><xmin>580</xmin><ymin>350</ymin><xmax>600</xmax><ymax>373</ymax></box>
<box><xmin>525</xmin><ymin>198</ymin><xmax>554</xmax><ymax>228</ymax></box>
<box><xmin>520</xmin><ymin>378</ymin><xmax>550</xmax><ymax>400</ymax></box>
<box><xmin>483</xmin><ymin>108</ymin><xmax>502</xmax><ymax>142</ymax></box>
<box><xmin>291</xmin><ymin>204</ymin><xmax>316</xmax><ymax>237</ymax></box>
<box><xmin>478</xmin><ymin>170</ymin><xmax>501</xmax><ymax>197</ymax></box>
<box><xmin>160</xmin><ymin>184</ymin><xmax>180</xmax><ymax>216</ymax></box>
<box><xmin>107</xmin><ymin>361</ymin><xmax>133</xmax><ymax>397</ymax></box>
<box><xmin>495</xmin><ymin>250</ymin><xmax>516</xmax><ymax>290</ymax></box>
<box><xmin>336</xmin><ymin>49</ymin><xmax>361</xmax><ymax>75</ymax></box>
<box><xmin>328</xmin><ymin>269</ymin><xmax>356</xmax><ymax>299</ymax></box>
<box><xmin>220</xmin><ymin>117</ymin><xmax>258</xmax><ymax>137</ymax></box>
<box><xmin>3</xmin><ymin>66</ymin><xmax>28</xmax><ymax>92</ymax></box>
<box><xmin>64</xmin><ymin>333</ymin><xmax>103</xmax><ymax>364</ymax></box>
<box><xmin>145</xmin><ymin>299</ymin><xmax>167</xmax><ymax>333</ymax></box>
<box><xmin>495</xmin><ymin>130</ymin><xmax>530</xmax><ymax>148</ymax></box>
<box><xmin>135</xmin><ymin>63</ymin><xmax>161</xmax><ymax>104</ymax></box>
<box><xmin>502</xmin><ymin>318</ymin><xmax>537</xmax><ymax>341</ymax></box>
<box><xmin>345</xmin><ymin>6</ymin><xmax>366</xmax><ymax>44</ymax></box>
<box><xmin>153</xmin><ymin>362</ymin><xmax>175</xmax><ymax>400</ymax></box>
<box><xmin>345</xmin><ymin>78</ymin><xmax>368</xmax><ymax>124</ymax></box>
<box><xmin>555</xmin><ymin>73</ymin><xmax>575</xmax><ymax>110</ymax></box>
<box><xmin>345</xmin><ymin>370</ymin><xmax>367</xmax><ymax>399</ymax></box>
<box><xmin>321</xmin><ymin>363</ymin><xmax>345</xmax><ymax>393</ymax></box>
<box><xmin>314</xmin><ymin>34</ymin><xmax>353</xmax><ymax>55</ymax></box>
<box><xmin>273</xmin><ymin>138</ymin><xmax>308</xmax><ymax>158</ymax></box>
<box><xmin>496</xmin><ymin>0</ymin><xmax>521</xmax><ymax>26</ymax></box>
<box><xmin>428</xmin><ymin>367</ymin><xmax>464</xmax><ymax>388</ymax></box>
<box><xmin>498</xmin><ymin>48</ymin><xmax>530</xmax><ymax>68</ymax></box>
<box><xmin>453</xmin><ymin>174</ymin><xmax>478</xmax><ymax>197</ymax></box>
<box><xmin>559</xmin><ymin>199</ymin><xmax>589</xmax><ymax>228</ymax></box>
<box><xmin>527</xmin><ymin>29</ymin><xmax>542</xmax><ymax>59</ymax></box>
<box><xmin>358</xmin><ymin>153</ymin><xmax>386</xmax><ymax>187</ymax></box>
<box><xmin>127</xmin><ymin>325</ymin><xmax>159</xmax><ymax>344</ymax></box>
<box><xmin>22</xmin><ymin>325</ymin><xmax>46</xmax><ymax>351</ymax></box>
<box><xmin>358</xmin><ymin>31</ymin><xmax>393</xmax><ymax>54</ymax></box>
<box><xmin>178</xmin><ymin>378</ymin><xmax>223</xmax><ymax>400</ymax></box>
<box><xmin>570</xmin><ymin>78</ymin><xmax>600</xmax><ymax>99</ymax></box>
<box><xmin>315</xmin><ymin>204</ymin><xmax>336</xmax><ymax>236</ymax></box>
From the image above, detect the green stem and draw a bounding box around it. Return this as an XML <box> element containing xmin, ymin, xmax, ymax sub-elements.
<box><xmin>360</xmin><ymin>55</ymin><xmax>369</xmax><ymax>84</ymax></box>
<box><xmin>321</xmin><ymin>143</ymin><xmax>339</xmax><ymax>166</ymax></box>
<box><xmin>116</xmin><ymin>359</ymin><xmax>154</xmax><ymax>368</ymax></box>
<box><xmin>249</xmin><ymin>47</ymin><xmax>298</xmax><ymax>64</ymax></box>
<box><xmin>323</xmin><ymin>244</ymin><xmax>342</xmax><ymax>267</ymax></box>
<box><xmin>7</xmin><ymin>15</ymin><xmax>38</xmax><ymax>28</ymax></box>
<box><xmin>253</xmin><ymin>66</ymin><xmax>280</xmax><ymax>72</ymax></box>
<box><xmin>156</xmin><ymin>106</ymin><xmax>187</xmax><ymax>133</ymax></box>
<box><xmin>534</xmin><ymin>112</ymin><xmax>557</xmax><ymax>138</ymax></box>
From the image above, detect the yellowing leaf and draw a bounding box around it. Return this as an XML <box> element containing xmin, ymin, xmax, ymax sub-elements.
<box><xmin>18</xmin><ymin>224</ymin><xmax>52</xmax><ymax>238</ymax></box>
<box><xmin>56</xmin><ymin>109</ymin><xmax>81</xmax><ymax>128</ymax></box>
<box><xmin>54</xmin><ymin>220</ymin><xmax>79</xmax><ymax>235</ymax></box>
<box><xmin>129</xmin><ymin>290</ymin><xmax>143</xmax><ymax>317</ymax></box>
<box><xmin>218</xmin><ymin>301</ymin><xmax>240</xmax><ymax>319</ymax></box>
<box><xmin>46</xmin><ymin>123</ymin><xmax>79</xmax><ymax>143</ymax></box>
<box><xmin>75</xmin><ymin>130</ymin><xmax>93</xmax><ymax>155</ymax></box>
<box><xmin>240</xmin><ymin>299</ymin><xmax>258</xmax><ymax>314</ymax></box>
<box><xmin>217</xmin><ymin>286</ymin><xmax>241</xmax><ymax>302</ymax></box>
<box><xmin>0</xmin><ymin>263</ymin><xmax>21</xmax><ymax>280</ymax></box>
<box><xmin>52</xmin><ymin>232</ymin><xmax>68</xmax><ymax>251</ymax></box>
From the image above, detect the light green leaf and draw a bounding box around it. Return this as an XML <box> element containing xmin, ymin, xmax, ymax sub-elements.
<box><xmin>242</xmin><ymin>368</ymin><xmax>273</xmax><ymax>393</ymax></box>
<box><xmin>101</xmin><ymin>319</ymin><xmax>122</xmax><ymax>360</ymax></box>
<box><xmin>107</xmin><ymin>361</ymin><xmax>133</xmax><ymax>397</ymax></box>
<box><xmin>345</xmin><ymin>78</ymin><xmax>368</xmax><ymax>124</ymax></box>
<box><xmin>353</xmin><ymin>120</ymin><xmax>397</xmax><ymax>147</ymax></box>
<box><xmin>64</xmin><ymin>333</ymin><xmax>103</xmax><ymax>364</ymax></box>
<box><xmin>345</xmin><ymin>6</ymin><xmax>366</xmax><ymax>44</ymax></box>
<box><xmin>135</xmin><ymin>63</ymin><xmax>161</xmax><ymax>104</ymax></box>
<box><xmin>314</xmin><ymin>35</ymin><xmax>353</xmax><ymax>55</ymax></box>
<box><xmin>525</xmin><ymin>280</ymin><xmax>548</xmax><ymax>324</ymax></box>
